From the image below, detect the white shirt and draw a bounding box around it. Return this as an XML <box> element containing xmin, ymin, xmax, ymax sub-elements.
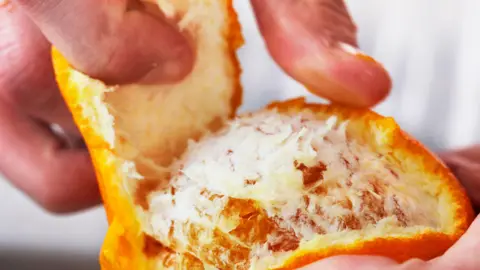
<box><xmin>236</xmin><ymin>0</ymin><xmax>480</xmax><ymax>152</ymax></box>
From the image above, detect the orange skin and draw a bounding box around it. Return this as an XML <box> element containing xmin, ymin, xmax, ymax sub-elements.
<box><xmin>1</xmin><ymin>0</ymin><xmax>480</xmax><ymax>269</ymax></box>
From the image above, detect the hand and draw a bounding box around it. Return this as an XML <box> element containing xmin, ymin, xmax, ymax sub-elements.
<box><xmin>0</xmin><ymin>0</ymin><xmax>391</xmax><ymax>213</ymax></box>
<box><xmin>0</xmin><ymin>0</ymin><xmax>194</xmax><ymax>213</ymax></box>
<box><xmin>250</xmin><ymin>0</ymin><xmax>392</xmax><ymax>107</ymax></box>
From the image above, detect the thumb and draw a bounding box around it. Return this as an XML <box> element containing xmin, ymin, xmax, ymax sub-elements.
<box><xmin>13</xmin><ymin>0</ymin><xmax>194</xmax><ymax>85</ymax></box>
<box><xmin>299</xmin><ymin>255</ymin><xmax>434</xmax><ymax>270</ymax></box>
<box><xmin>434</xmin><ymin>215</ymin><xmax>480</xmax><ymax>270</ymax></box>
<box><xmin>251</xmin><ymin>0</ymin><xmax>392</xmax><ymax>107</ymax></box>
<box><xmin>300</xmin><ymin>255</ymin><xmax>399</xmax><ymax>270</ymax></box>
<box><xmin>439</xmin><ymin>145</ymin><xmax>480</xmax><ymax>209</ymax></box>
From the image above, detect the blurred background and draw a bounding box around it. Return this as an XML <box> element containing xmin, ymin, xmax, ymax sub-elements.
<box><xmin>0</xmin><ymin>176</ymin><xmax>106</xmax><ymax>270</ymax></box>
<box><xmin>1</xmin><ymin>0</ymin><xmax>479</xmax><ymax>269</ymax></box>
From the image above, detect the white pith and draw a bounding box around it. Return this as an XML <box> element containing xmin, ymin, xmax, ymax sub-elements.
<box><xmin>144</xmin><ymin>109</ymin><xmax>445</xmax><ymax>269</ymax></box>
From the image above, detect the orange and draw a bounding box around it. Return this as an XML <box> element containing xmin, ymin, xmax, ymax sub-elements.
<box><xmin>51</xmin><ymin>0</ymin><xmax>474</xmax><ymax>269</ymax></box>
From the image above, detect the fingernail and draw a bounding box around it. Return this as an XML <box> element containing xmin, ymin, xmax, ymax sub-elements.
<box><xmin>292</xmin><ymin>48</ymin><xmax>392</xmax><ymax>107</ymax></box>
<box><xmin>339</xmin><ymin>42</ymin><xmax>378</xmax><ymax>64</ymax></box>
<box><xmin>338</xmin><ymin>42</ymin><xmax>360</xmax><ymax>55</ymax></box>
<box><xmin>328</xmin><ymin>44</ymin><xmax>392</xmax><ymax>107</ymax></box>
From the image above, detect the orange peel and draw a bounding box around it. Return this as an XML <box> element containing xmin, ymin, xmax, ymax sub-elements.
<box><xmin>51</xmin><ymin>0</ymin><xmax>474</xmax><ymax>269</ymax></box>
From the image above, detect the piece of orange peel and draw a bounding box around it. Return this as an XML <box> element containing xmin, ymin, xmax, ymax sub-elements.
<box><xmin>51</xmin><ymin>1</ymin><xmax>474</xmax><ymax>269</ymax></box>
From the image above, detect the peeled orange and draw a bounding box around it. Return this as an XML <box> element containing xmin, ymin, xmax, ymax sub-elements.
<box><xmin>51</xmin><ymin>0</ymin><xmax>474</xmax><ymax>269</ymax></box>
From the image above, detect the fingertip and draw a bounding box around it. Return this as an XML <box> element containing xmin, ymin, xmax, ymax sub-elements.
<box><xmin>285</xmin><ymin>44</ymin><xmax>392</xmax><ymax>108</ymax></box>
<box><xmin>86</xmin><ymin>9</ymin><xmax>196</xmax><ymax>85</ymax></box>
<box><xmin>327</xmin><ymin>46</ymin><xmax>392</xmax><ymax>107</ymax></box>
<box><xmin>138</xmin><ymin>37</ymin><xmax>195</xmax><ymax>85</ymax></box>
<box><xmin>300</xmin><ymin>255</ymin><xmax>398</xmax><ymax>270</ymax></box>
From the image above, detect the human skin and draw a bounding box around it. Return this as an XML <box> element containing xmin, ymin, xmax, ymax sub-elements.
<box><xmin>0</xmin><ymin>0</ymin><xmax>478</xmax><ymax>269</ymax></box>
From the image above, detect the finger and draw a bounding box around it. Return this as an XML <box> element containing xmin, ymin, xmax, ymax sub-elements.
<box><xmin>301</xmin><ymin>255</ymin><xmax>430</xmax><ymax>270</ymax></box>
<box><xmin>251</xmin><ymin>0</ymin><xmax>392</xmax><ymax>107</ymax></box>
<box><xmin>0</xmin><ymin>100</ymin><xmax>100</xmax><ymax>213</ymax></box>
<box><xmin>12</xmin><ymin>0</ymin><xmax>194</xmax><ymax>85</ymax></box>
<box><xmin>301</xmin><ymin>255</ymin><xmax>396</xmax><ymax>270</ymax></box>
<box><xmin>435</xmin><ymin>215</ymin><xmax>480</xmax><ymax>270</ymax></box>
<box><xmin>438</xmin><ymin>145</ymin><xmax>480</xmax><ymax>208</ymax></box>
<box><xmin>449</xmin><ymin>144</ymin><xmax>480</xmax><ymax>162</ymax></box>
<box><xmin>0</xmin><ymin>5</ymin><xmax>78</xmax><ymax>134</ymax></box>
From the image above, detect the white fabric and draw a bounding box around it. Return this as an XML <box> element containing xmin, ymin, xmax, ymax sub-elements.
<box><xmin>235</xmin><ymin>0</ymin><xmax>480</xmax><ymax>151</ymax></box>
<box><xmin>2</xmin><ymin>0</ymin><xmax>479</xmax><ymax>261</ymax></box>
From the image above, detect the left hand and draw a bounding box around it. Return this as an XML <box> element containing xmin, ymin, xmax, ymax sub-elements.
<box><xmin>303</xmin><ymin>145</ymin><xmax>480</xmax><ymax>270</ymax></box>
<box><xmin>0</xmin><ymin>0</ymin><xmax>391</xmax><ymax>213</ymax></box>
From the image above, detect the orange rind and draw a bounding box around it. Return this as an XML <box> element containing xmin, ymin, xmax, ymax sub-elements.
<box><xmin>51</xmin><ymin>0</ymin><xmax>474</xmax><ymax>269</ymax></box>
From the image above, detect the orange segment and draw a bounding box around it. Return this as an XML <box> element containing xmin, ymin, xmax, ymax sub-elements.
<box><xmin>51</xmin><ymin>0</ymin><xmax>474</xmax><ymax>270</ymax></box>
